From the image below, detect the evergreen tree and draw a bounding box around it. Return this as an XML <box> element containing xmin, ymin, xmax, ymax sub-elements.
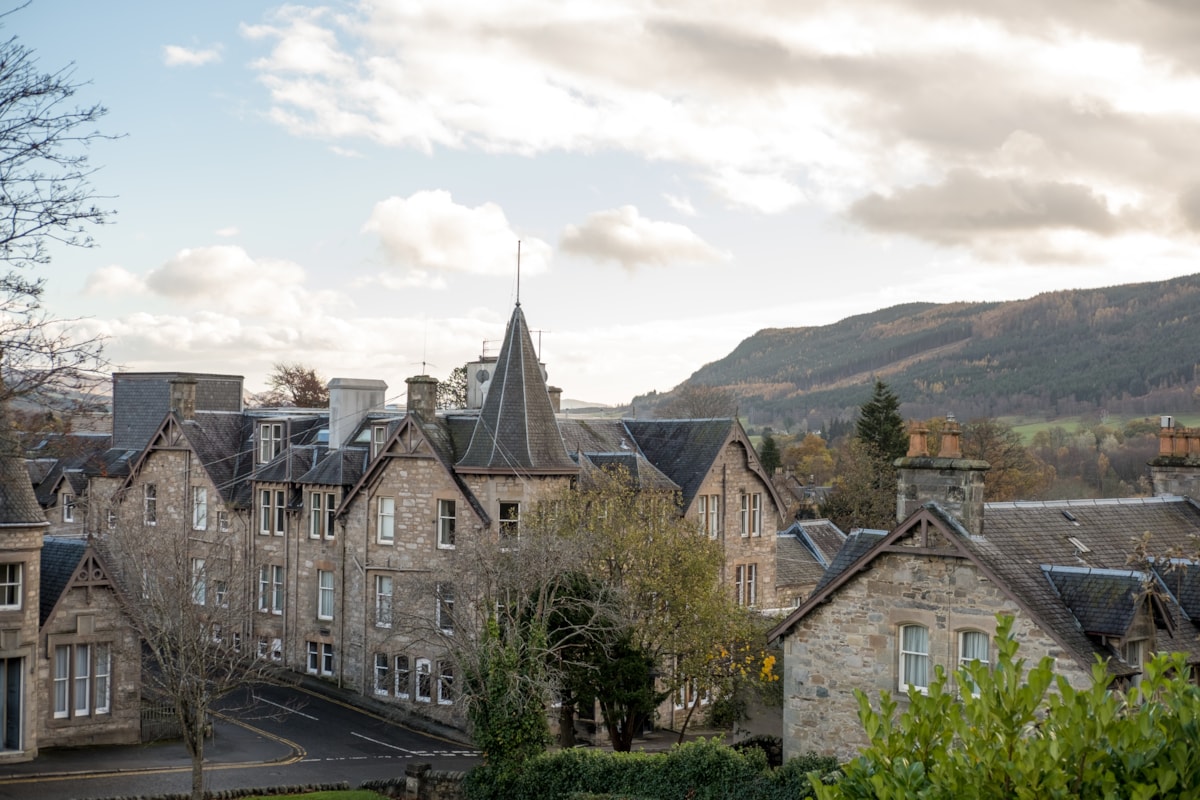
<box><xmin>758</xmin><ymin>433</ymin><xmax>781</xmax><ymax>474</ymax></box>
<box><xmin>855</xmin><ymin>380</ymin><xmax>907</xmax><ymax>462</ymax></box>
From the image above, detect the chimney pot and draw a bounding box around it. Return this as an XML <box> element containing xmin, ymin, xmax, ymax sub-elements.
<box><xmin>907</xmin><ymin>423</ymin><xmax>929</xmax><ymax>457</ymax></box>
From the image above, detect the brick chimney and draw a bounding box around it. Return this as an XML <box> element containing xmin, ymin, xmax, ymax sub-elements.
<box><xmin>169</xmin><ymin>377</ymin><xmax>197</xmax><ymax>421</ymax></box>
<box><xmin>406</xmin><ymin>375</ymin><xmax>438</xmax><ymax>420</ymax></box>
<box><xmin>1149</xmin><ymin>415</ymin><xmax>1200</xmax><ymax>497</ymax></box>
<box><xmin>895</xmin><ymin>415</ymin><xmax>989</xmax><ymax>535</ymax></box>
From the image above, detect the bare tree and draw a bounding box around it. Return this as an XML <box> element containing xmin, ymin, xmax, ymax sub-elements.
<box><xmin>253</xmin><ymin>362</ymin><xmax>328</xmax><ymax>408</ymax></box>
<box><xmin>437</xmin><ymin>365</ymin><xmax>468</xmax><ymax>409</ymax></box>
<box><xmin>0</xmin><ymin>17</ymin><xmax>112</xmax><ymax>407</ymax></box>
<box><xmin>101</xmin><ymin>508</ymin><xmax>285</xmax><ymax>800</ymax></box>
<box><xmin>655</xmin><ymin>383</ymin><xmax>736</xmax><ymax>419</ymax></box>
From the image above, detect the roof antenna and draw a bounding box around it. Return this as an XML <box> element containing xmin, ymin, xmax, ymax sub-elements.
<box><xmin>516</xmin><ymin>240</ymin><xmax>521</xmax><ymax>307</ymax></box>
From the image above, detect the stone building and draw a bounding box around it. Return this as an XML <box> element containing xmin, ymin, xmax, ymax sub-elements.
<box><xmin>768</xmin><ymin>418</ymin><xmax>1200</xmax><ymax>763</ymax></box>
<box><xmin>0</xmin><ymin>411</ymin><xmax>138</xmax><ymax>763</ymax></box>
<box><xmin>76</xmin><ymin>302</ymin><xmax>786</xmax><ymax>734</ymax></box>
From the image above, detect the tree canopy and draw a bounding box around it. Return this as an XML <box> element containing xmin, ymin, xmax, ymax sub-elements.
<box><xmin>855</xmin><ymin>380</ymin><xmax>907</xmax><ymax>462</ymax></box>
<box><xmin>256</xmin><ymin>362</ymin><xmax>328</xmax><ymax>408</ymax></box>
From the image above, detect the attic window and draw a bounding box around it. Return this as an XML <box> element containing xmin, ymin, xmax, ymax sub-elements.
<box><xmin>1067</xmin><ymin>536</ymin><xmax>1091</xmax><ymax>553</ymax></box>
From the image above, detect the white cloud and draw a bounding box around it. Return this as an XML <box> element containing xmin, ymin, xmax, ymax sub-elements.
<box><xmin>83</xmin><ymin>266</ymin><xmax>148</xmax><ymax>297</ymax></box>
<box><xmin>361</xmin><ymin>190</ymin><xmax>551</xmax><ymax>281</ymax></box>
<box><xmin>241</xmin><ymin>1</ymin><xmax>1200</xmax><ymax>260</ymax></box>
<box><xmin>664</xmin><ymin>194</ymin><xmax>696</xmax><ymax>216</ymax></box>
<box><xmin>560</xmin><ymin>206</ymin><xmax>728</xmax><ymax>271</ymax></box>
<box><xmin>162</xmin><ymin>44</ymin><xmax>222</xmax><ymax>67</ymax></box>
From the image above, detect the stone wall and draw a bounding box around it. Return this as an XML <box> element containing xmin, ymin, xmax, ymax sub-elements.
<box><xmin>780</xmin><ymin>550</ymin><xmax>1091</xmax><ymax>762</ymax></box>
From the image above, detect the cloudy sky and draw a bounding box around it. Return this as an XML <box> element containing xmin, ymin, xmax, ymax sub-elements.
<box><xmin>18</xmin><ymin>1</ymin><xmax>1200</xmax><ymax>406</ymax></box>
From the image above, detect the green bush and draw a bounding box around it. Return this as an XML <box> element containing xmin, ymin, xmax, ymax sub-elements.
<box><xmin>464</xmin><ymin>739</ymin><xmax>837</xmax><ymax>800</ymax></box>
<box><xmin>814</xmin><ymin>615</ymin><xmax>1200</xmax><ymax>800</ymax></box>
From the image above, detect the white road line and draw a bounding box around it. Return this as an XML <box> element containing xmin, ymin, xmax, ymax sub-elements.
<box><xmin>252</xmin><ymin>693</ymin><xmax>319</xmax><ymax>720</ymax></box>
<box><xmin>351</xmin><ymin>730</ymin><xmax>419</xmax><ymax>754</ymax></box>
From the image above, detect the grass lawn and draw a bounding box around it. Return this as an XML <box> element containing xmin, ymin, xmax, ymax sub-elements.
<box><xmin>244</xmin><ymin>792</ymin><xmax>387</xmax><ymax>800</ymax></box>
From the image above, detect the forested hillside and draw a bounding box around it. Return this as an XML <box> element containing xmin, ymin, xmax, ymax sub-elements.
<box><xmin>637</xmin><ymin>273</ymin><xmax>1200</xmax><ymax>429</ymax></box>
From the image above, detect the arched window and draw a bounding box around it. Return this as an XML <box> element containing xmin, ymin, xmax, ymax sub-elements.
<box><xmin>899</xmin><ymin>624</ymin><xmax>930</xmax><ymax>692</ymax></box>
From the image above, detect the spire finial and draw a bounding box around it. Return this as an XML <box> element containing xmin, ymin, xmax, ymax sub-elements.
<box><xmin>516</xmin><ymin>240</ymin><xmax>522</xmax><ymax>307</ymax></box>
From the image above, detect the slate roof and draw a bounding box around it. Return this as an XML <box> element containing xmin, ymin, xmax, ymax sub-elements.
<box><xmin>40</xmin><ymin>537</ymin><xmax>85</xmax><ymax>625</ymax></box>
<box><xmin>457</xmin><ymin>305</ymin><xmax>577</xmax><ymax>474</ymax></box>
<box><xmin>773</xmin><ymin>496</ymin><xmax>1200</xmax><ymax>676</ymax></box>
<box><xmin>622</xmin><ymin>419</ymin><xmax>735</xmax><ymax>508</ymax></box>
<box><xmin>1153</xmin><ymin>561</ymin><xmax>1200</xmax><ymax>620</ymax></box>
<box><xmin>811</xmin><ymin>529</ymin><xmax>886</xmax><ymax>595</ymax></box>
<box><xmin>1043</xmin><ymin>566</ymin><xmax>1145</xmax><ymax>637</ymax></box>
<box><xmin>577</xmin><ymin>452</ymin><xmax>680</xmax><ymax>492</ymax></box>
<box><xmin>776</xmin><ymin>519</ymin><xmax>847</xmax><ymax>591</ymax></box>
<box><xmin>0</xmin><ymin>414</ymin><xmax>46</xmax><ymax>526</ymax></box>
<box><xmin>184</xmin><ymin>412</ymin><xmax>256</xmax><ymax>506</ymax></box>
<box><xmin>297</xmin><ymin>446</ymin><xmax>370</xmax><ymax>487</ymax></box>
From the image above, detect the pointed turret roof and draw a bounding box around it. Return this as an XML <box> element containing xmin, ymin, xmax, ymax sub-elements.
<box><xmin>0</xmin><ymin>404</ymin><xmax>46</xmax><ymax>526</ymax></box>
<box><xmin>457</xmin><ymin>304</ymin><xmax>577</xmax><ymax>474</ymax></box>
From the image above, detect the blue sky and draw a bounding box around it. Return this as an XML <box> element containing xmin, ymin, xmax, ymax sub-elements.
<box><xmin>17</xmin><ymin>1</ymin><xmax>1200</xmax><ymax>406</ymax></box>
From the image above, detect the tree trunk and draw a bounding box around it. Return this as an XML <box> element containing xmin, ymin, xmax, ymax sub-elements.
<box><xmin>676</xmin><ymin>691</ymin><xmax>703</xmax><ymax>744</ymax></box>
<box><xmin>558</xmin><ymin>699</ymin><xmax>577</xmax><ymax>748</ymax></box>
<box><xmin>179</xmin><ymin>705</ymin><xmax>206</xmax><ymax>800</ymax></box>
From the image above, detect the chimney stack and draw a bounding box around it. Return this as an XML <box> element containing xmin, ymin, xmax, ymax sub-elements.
<box><xmin>547</xmin><ymin>386</ymin><xmax>562</xmax><ymax>413</ymax></box>
<box><xmin>328</xmin><ymin>378</ymin><xmax>387</xmax><ymax>450</ymax></box>
<box><xmin>406</xmin><ymin>375</ymin><xmax>438</xmax><ymax>420</ymax></box>
<box><xmin>1149</xmin><ymin>416</ymin><xmax>1200</xmax><ymax>497</ymax></box>
<box><xmin>895</xmin><ymin>414</ymin><xmax>988</xmax><ymax>535</ymax></box>
<box><xmin>169</xmin><ymin>378</ymin><xmax>197</xmax><ymax>421</ymax></box>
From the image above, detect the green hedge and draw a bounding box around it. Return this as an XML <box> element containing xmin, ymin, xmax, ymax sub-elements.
<box><xmin>463</xmin><ymin>739</ymin><xmax>839</xmax><ymax>800</ymax></box>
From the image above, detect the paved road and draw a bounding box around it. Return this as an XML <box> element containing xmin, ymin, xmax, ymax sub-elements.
<box><xmin>0</xmin><ymin>683</ymin><xmax>479</xmax><ymax>799</ymax></box>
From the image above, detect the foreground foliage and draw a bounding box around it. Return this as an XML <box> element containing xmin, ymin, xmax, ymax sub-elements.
<box><xmin>464</xmin><ymin>739</ymin><xmax>838</xmax><ymax>800</ymax></box>
<box><xmin>815</xmin><ymin>616</ymin><xmax>1200</xmax><ymax>800</ymax></box>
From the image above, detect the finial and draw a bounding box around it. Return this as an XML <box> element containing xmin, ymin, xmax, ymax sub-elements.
<box><xmin>516</xmin><ymin>240</ymin><xmax>521</xmax><ymax>307</ymax></box>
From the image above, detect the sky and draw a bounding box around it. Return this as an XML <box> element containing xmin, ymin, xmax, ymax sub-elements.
<box><xmin>15</xmin><ymin>1</ymin><xmax>1200</xmax><ymax>407</ymax></box>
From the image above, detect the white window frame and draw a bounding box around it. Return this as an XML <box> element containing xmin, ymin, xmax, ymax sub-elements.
<box><xmin>394</xmin><ymin>655</ymin><xmax>410</xmax><ymax>699</ymax></box>
<box><xmin>746</xmin><ymin>563</ymin><xmax>757</xmax><ymax>606</ymax></box>
<box><xmin>899</xmin><ymin>624</ymin><xmax>931</xmax><ymax>694</ymax></box>
<box><xmin>499</xmin><ymin>501</ymin><xmax>520</xmax><ymax>540</ymax></box>
<box><xmin>750</xmin><ymin>493</ymin><xmax>762</xmax><ymax>536</ymax></box>
<box><xmin>273</xmin><ymin>490</ymin><xmax>285</xmax><ymax>535</ymax></box>
<box><xmin>374</xmin><ymin>653</ymin><xmax>389</xmax><ymax>695</ymax></box>
<box><xmin>958</xmin><ymin>629</ymin><xmax>990</xmax><ymax>695</ymax></box>
<box><xmin>258</xmin><ymin>422</ymin><xmax>283</xmax><ymax>463</ymax></box>
<box><xmin>317</xmin><ymin>569</ymin><xmax>335</xmax><ymax>621</ymax></box>
<box><xmin>372</xmin><ymin>425</ymin><xmax>387</xmax><ymax>458</ymax></box>
<box><xmin>437</xmin><ymin>499</ymin><xmax>456</xmax><ymax>549</ymax></box>
<box><xmin>375</xmin><ymin>574</ymin><xmax>393</xmax><ymax>628</ymax></box>
<box><xmin>377</xmin><ymin>497</ymin><xmax>395</xmax><ymax>544</ymax></box>
<box><xmin>437</xmin><ymin>661</ymin><xmax>454</xmax><ymax>705</ymax></box>
<box><xmin>62</xmin><ymin>493</ymin><xmax>76</xmax><ymax>523</ymax></box>
<box><xmin>437</xmin><ymin>583</ymin><xmax>454</xmax><ymax>634</ymax></box>
<box><xmin>1125</xmin><ymin>639</ymin><xmax>1146</xmax><ymax>688</ymax></box>
<box><xmin>321</xmin><ymin>642</ymin><xmax>334</xmax><ymax>676</ymax></box>
<box><xmin>191</xmin><ymin>558</ymin><xmax>206</xmax><ymax>605</ymax></box>
<box><xmin>734</xmin><ymin>564</ymin><xmax>745</xmax><ymax>606</ymax></box>
<box><xmin>54</xmin><ymin>642</ymin><xmax>111</xmax><ymax>719</ymax></box>
<box><xmin>257</xmin><ymin>567</ymin><xmax>270</xmax><ymax>612</ymax></box>
<box><xmin>309</xmin><ymin>491</ymin><xmax>323</xmax><ymax>539</ymax></box>
<box><xmin>416</xmin><ymin>658</ymin><xmax>432</xmax><ymax>702</ymax></box>
<box><xmin>217</xmin><ymin>510</ymin><xmax>230</xmax><ymax>532</ymax></box>
<box><xmin>144</xmin><ymin>483</ymin><xmax>157</xmax><ymax>526</ymax></box>
<box><xmin>307</xmin><ymin>641</ymin><xmax>319</xmax><ymax>674</ymax></box>
<box><xmin>271</xmin><ymin>565</ymin><xmax>284</xmax><ymax>615</ymax></box>
<box><xmin>259</xmin><ymin>489</ymin><xmax>271</xmax><ymax>535</ymax></box>
<box><xmin>0</xmin><ymin>563</ymin><xmax>21</xmax><ymax>610</ymax></box>
<box><xmin>324</xmin><ymin>492</ymin><xmax>336</xmax><ymax>538</ymax></box>
<box><xmin>192</xmin><ymin>487</ymin><xmax>208</xmax><ymax>531</ymax></box>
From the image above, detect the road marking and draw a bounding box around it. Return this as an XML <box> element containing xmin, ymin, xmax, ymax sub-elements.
<box><xmin>351</xmin><ymin>730</ymin><xmax>419</xmax><ymax>753</ymax></box>
<box><xmin>253</xmin><ymin>693</ymin><xmax>319</xmax><ymax>720</ymax></box>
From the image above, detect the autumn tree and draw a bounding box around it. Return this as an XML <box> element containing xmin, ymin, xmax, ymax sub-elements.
<box><xmin>437</xmin><ymin>365</ymin><xmax>468</xmax><ymax>409</ymax></box>
<box><xmin>961</xmin><ymin>417</ymin><xmax>1054</xmax><ymax>501</ymax></box>
<box><xmin>256</xmin><ymin>362</ymin><xmax>328</xmax><ymax>407</ymax></box>
<box><xmin>820</xmin><ymin>438</ymin><xmax>898</xmax><ymax>532</ymax></box>
<box><xmin>0</xmin><ymin>20</ymin><xmax>112</xmax><ymax>407</ymax></box>
<box><xmin>656</xmin><ymin>383</ymin><xmax>736</xmax><ymax>419</ymax></box>
<box><xmin>782</xmin><ymin>433</ymin><xmax>835</xmax><ymax>484</ymax></box>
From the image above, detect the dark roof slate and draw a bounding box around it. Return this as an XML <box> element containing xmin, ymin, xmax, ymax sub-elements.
<box><xmin>577</xmin><ymin>452</ymin><xmax>680</xmax><ymax>492</ymax></box>
<box><xmin>777</xmin><ymin>520</ymin><xmax>847</xmax><ymax>590</ymax></box>
<box><xmin>812</xmin><ymin>529</ymin><xmax>886</xmax><ymax>595</ymax></box>
<box><xmin>622</xmin><ymin>419</ymin><xmax>734</xmax><ymax>508</ymax></box>
<box><xmin>298</xmin><ymin>447</ymin><xmax>369</xmax><ymax>487</ymax></box>
<box><xmin>1043</xmin><ymin>566</ymin><xmax>1143</xmax><ymax>637</ymax></box>
<box><xmin>40</xmin><ymin>537</ymin><xmax>85</xmax><ymax>625</ymax></box>
<box><xmin>1153</xmin><ymin>561</ymin><xmax>1200</xmax><ymax>620</ymax></box>
<box><xmin>457</xmin><ymin>305</ymin><xmax>577</xmax><ymax>474</ymax></box>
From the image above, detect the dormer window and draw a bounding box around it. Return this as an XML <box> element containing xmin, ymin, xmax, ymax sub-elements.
<box><xmin>62</xmin><ymin>493</ymin><xmax>76</xmax><ymax>523</ymax></box>
<box><xmin>258</xmin><ymin>422</ymin><xmax>283</xmax><ymax>463</ymax></box>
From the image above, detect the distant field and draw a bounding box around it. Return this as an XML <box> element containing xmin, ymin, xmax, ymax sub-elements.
<box><xmin>1006</xmin><ymin>414</ymin><xmax>1200</xmax><ymax>444</ymax></box>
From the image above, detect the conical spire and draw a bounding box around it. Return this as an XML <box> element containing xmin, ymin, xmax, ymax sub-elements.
<box><xmin>457</xmin><ymin>305</ymin><xmax>577</xmax><ymax>474</ymax></box>
<box><xmin>0</xmin><ymin>403</ymin><xmax>46</xmax><ymax>526</ymax></box>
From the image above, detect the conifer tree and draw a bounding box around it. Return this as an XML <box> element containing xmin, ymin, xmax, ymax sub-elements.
<box><xmin>855</xmin><ymin>379</ymin><xmax>907</xmax><ymax>462</ymax></box>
